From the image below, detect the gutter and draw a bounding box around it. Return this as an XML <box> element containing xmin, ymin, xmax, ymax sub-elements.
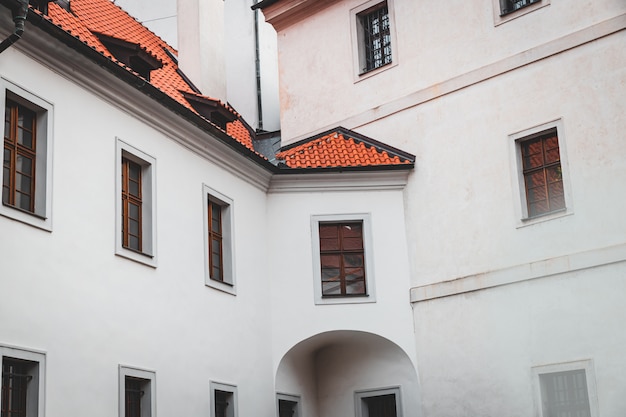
<box><xmin>0</xmin><ymin>0</ymin><xmax>28</xmax><ymax>54</ymax></box>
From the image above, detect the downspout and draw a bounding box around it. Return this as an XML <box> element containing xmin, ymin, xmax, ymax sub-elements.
<box><xmin>0</xmin><ymin>0</ymin><xmax>29</xmax><ymax>54</ymax></box>
<box><xmin>253</xmin><ymin>0</ymin><xmax>264</xmax><ymax>131</ymax></box>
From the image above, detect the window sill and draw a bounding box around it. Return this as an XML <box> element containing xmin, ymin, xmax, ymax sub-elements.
<box><xmin>354</xmin><ymin>61</ymin><xmax>397</xmax><ymax>84</ymax></box>
<box><xmin>517</xmin><ymin>208</ymin><xmax>573</xmax><ymax>228</ymax></box>
<box><xmin>115</xmin><ymin>248</ymin><xmax>157</xmax><ymax>268</ymax></box>
<box><xmin>206</xmin><ymin>278</ymin><xmax>236</xmax><ymax>295</ymax></box>
<box><xmin>316</xmin><ymin>294</ymin><xmax>375</xmax><ymax>306</ymax></box>
<box><xmin>0</xmin><ymin>204</ymin><xmax>52</xmax><ymax>232</ymax></box>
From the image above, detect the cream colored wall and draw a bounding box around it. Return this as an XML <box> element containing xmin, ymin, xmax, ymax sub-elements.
<box><xmin>273</xmin><ymin>0</ymin><xmax>626</xmax><ymax>143</ymax></box>
<box><xmin>263</xmin><ymin>0</ymin><xmax>626</xmax><ymax>414</ymax></box>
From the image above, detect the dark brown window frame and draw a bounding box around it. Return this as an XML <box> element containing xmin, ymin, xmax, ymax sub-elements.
<box><xmin>121</xmin><ymin>156</ymin><xmax>143</xmax><ymax>252</ymax></box>
<box><xmin>319</xmin><ymin>221</ymin><xmax>367</xmax><ymax>297</ymax></box>
<box><xmin>520</xmin><ymin>128</ymin><xmax>565</xmax><ymax>218</ymax></box>
<box><xmin>3</xmin><ymin>99</ymin><xmax>37</xmax><ymax>213</ymax></box>
<box><xmin>208</xmin><ymin>198</ymin><xmax>224</xmax><ymax>282</ymax></box>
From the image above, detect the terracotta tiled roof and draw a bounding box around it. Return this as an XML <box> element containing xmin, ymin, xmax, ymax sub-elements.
<box><xmin>276</xmin><ymin>128</ymin><xmax>414</xmax><ymax>169</ymax></box>
<box><xmin>44</xmin><ymin>0</ymin><xmax>254</xmax><ymax>151</ymax></box>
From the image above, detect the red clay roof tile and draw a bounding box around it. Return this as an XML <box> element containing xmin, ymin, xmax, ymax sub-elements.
<box><xmin>45</xmin><ymin>0</ymin><xmax>255</xmax><ymax>151</ymax></box>
<box><xmin>276</xmin><ymin>128</ymin><xmax>414</xmax><ymax>169</ymax></box>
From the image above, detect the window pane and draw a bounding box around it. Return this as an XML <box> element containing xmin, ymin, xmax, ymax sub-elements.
<box><xmin>129</xmin><ymin>203</ymin><xmax>140</xmax><ymax>220</ymax></box>
<box><xmin>344</xmin><ymin>254</ymin><xmax>364</xmax><ymax>268</ymax></box>
<box><xmin>129</xmin><ymin>235</ymin><xmax>140</xmax><ymax>251</ymax></box>
<box><xmin>15</xmin><ymin>154</ymin><xmax>32</xmax><ymax>175</ymax></box>
<box><xmin>319</xmin><ymin>224</ymin><xmax>340</xmax><ymax>251</ymax></box>
<box><xmin>345</xmin><ymin>279</ymin><xmax>365</xmax><ymax>295</ymax></box>
<box><xmin>211</xmin><ymin>203</ymin><xmax>222</xmax><ymax>233</ymax></box>
<box><xmin>322</xmin><ymin>280</ymin><xmax>341</xmax><ymax>295</ymax></box>
<box><xmin>15</xmin><ymin>173</ymin><xmax>31</xmax><ymax>196</ymax></box>
<box><xmin>129</xmin><ymin>180</ymin><xmax>139</xmax><ymax>197</ymax></box>
<box><xmin>129</xmin><ymin>218</ymin><xmax>139</xmax><ymax>235</ymax></box>
<box><xmin>17</xmin><ymin>128</ymin><xmax>33</xmax><ymax>149</ymax></box>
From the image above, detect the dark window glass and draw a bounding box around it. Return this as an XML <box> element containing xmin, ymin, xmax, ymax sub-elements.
<box><xmin>521</xmin><ymin>128</ymin><xmax>565</xmax><ymax>217</ymax></box>
<box><xmin>500</xmin><ymin>0</ymin><xmax>541</xmax><ymax>16</ymax></box>
<box><xmin>360</xmin><ymin>2</ymin><xmax>392</xmax><ymax>73</ymax></box>
<box><xmin>208</xmin><ymin>199</ymin><xmax>224</xmax><ymax>282</ymax></box>
<box><xmin>3</xmin><ymin>99</ymin><xmax>36</xmax><ymax>212</ymax></box>
<box><xmin>365</xmin><ymin>394</ymin><xmax>397</xmax><ymax>417</ymax></box>
<box><xmin>125</xmin><ymin>377</ymin><xmax>143</xmax><ymax>417</ymax></box>
<box><xmin>1</xmin><ymin>358</ymin><xmax>30</xmax><ymax>417</ymax></box>
<box><xmin>122</xmin><ymin>157</ymin><xmax>143</xmax><ymax>251</ymax></box>
<box><xmin>319</xmin><ymin>222</ymin><xmax>366</xmax><ymax>297</ymax></box>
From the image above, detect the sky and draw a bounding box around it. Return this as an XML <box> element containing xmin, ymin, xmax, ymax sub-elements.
<box><xmin>113</xmin><ymin>0</ymin><xmax>178</xmax><ymax>48</ymax></box>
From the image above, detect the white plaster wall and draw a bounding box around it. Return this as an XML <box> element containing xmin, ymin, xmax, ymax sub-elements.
<box><xmin>266</xmin><ymin>188</ymin><xmax>418</xmax><ymax>375</ymax></box>
<box><xmin>0</xmin><ymin>48</ymin><xmax>275</xmax><ymax>417</ymax></box>
<box><xmin>413</xmin><ymin>263</ymin><xmax>626</xmax><ymax>416</ymax></box>
<box><xmin>355</xmin><ymin>33</ymin><xmax>626</xmax><ymax>288</ymax></box>
<box><xmin>270</xmin><ymin>0</ymin><xmax>626</xmax><ymax>142</ymax></box>
<box><xmin>177</xmin><ymin>0</ymin><xmax>227</xmax><ymax>100</ymax></box>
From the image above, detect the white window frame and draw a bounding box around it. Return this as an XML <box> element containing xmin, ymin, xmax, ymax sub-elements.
<box><xmin>115</xmin><ymin>139</ymin><xmax>157</xmax><ymax>267</ymax></box>
<box><xmin>311</xmin><ymin>213</ymin><xmax>376</xmax><ymax>305</ymax></box>
<box><xmin>492</xmin><ymin>0</ymin><xmax>550</xmax><ymax>26</ymax></box>
<box><xmin>119</xmin><ymin>365</ymin><xmax>156</xmax><ymax>417</ymax></box>
<box><xmin>350</xmin><ymin>0</ymin><xmax>398</xmax><ymax>82</ymax></box>
<box><xmin>0</xmin><ymin>80</ymin><xmax>54</xmax><ymax>231</ymax></box>
<box><xmin>355</xmin><ymin>386</ymin><xmax>402</xmax><ymax>417</ymax></box>
<box><xmin>0</xmin><ymin>344</ymin><xmax>46</xmax><ymax>417</ymax></box>
<box><xmin>276</xmin><ymin>393</ymin><xmax>301</xmax><ymax>417</ymax></box>
<box><xmin>532</xmin><ymin>359</ymin><xmax>599</xmax><ymax>417</ymax></box>
<box><xmin>210</xmin><ymin>381</ymin><xmax>238</xmax><ymax>417</ymax></box>
<box><xmin>203</xmin><ymin>184</ymin><xmax>236</xmax><ymax>295</ymax></box>
<box><xmin>508</xmin><ymin>119</ymin><xmax>573</xmax><ymax>227</ymax></box>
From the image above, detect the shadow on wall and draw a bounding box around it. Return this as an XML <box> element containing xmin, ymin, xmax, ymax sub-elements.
<box><xmin>275</xmin><ymin>330</ymin><xmax>422</xmax><ymax>417</ymax></box>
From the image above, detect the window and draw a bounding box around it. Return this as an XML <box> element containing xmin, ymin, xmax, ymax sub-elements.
<box><xmin>121</xmin><ymin>157</ymin><xmax>143</xmax><ymax>252</ymax></box>
<box><xmin>119</xmin><ymin>366</ymin><xmax>155</xmax><ymax>417</ymax></box>
<box><xmin>509</xmin><ymin>120</ymin><xmax>572</xmax><ymax>224</ymax></box>
<box><xmin>532</xmin><ymin>360</ymin><xmax>598</xmax><ymax>417</ymax></box>
<box><xmin>492</xmin><ymin>0</ymin><xmax>549</xmax><ymax>25</ymax></box>
<box><xmin>210</xmin><ymin>382</ymin><xmax>237</xmax><ymax>417</ymax></box>
<box><xmin>3</xmin><ymin>100</ymin><xmax>36</xmax><ymax>213</ymax></box>
<box><xmin>319</xmin><ymin>222</ymin><xmax>366</xmax><ymax>297</ymax></box>
<box><xmin>311</xmin><ymin>214</ymin><xmax>375</xmax><ymax>305</ymax></box>
<box><xmin>351</xmin><ymin>0</ymin><xmax>397</xmax><ymax>79</ymax></box>
<box><xmin>355</xmin><ymin>387</ymin><xmax>402</xmax><ymax>417</ymax></box>
<box><xmin>203</xmin><ymin>185</ymin><xmax>235</xmax><ymax>294</ymax></box>
<box><xmin>358</xmin><ymin>2</ymin><xmax>391</xmax><ymax>73</ymax></box>
<box><xmin>277</xmin><ymin>393</ymin><xmax>300</xmax><ymax>417</ymax></box>
<box><xmin>520</xmin><ymin>128</ymin><xmax>564</xmax><ymax>218</ymax></box>
<box><xmin>0</xmin><ymin>345</ymin><xmax>45</xmax><ymax>417</ymax></box>
<box><xmin>500</xmin><ymin>0</ymin><xmax>541</xmax><ymax>16</ymax></box>
<box><xmin>0</xmin><ymin>83</ymin><xmax>53</xmax><ymax>231</ymax></box>
<box><xmin>116</xmin><ymin>139</ymin><xmax>157</xmax><ymax>267</ymax></box>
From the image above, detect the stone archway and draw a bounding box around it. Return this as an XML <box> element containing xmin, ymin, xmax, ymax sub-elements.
<box><xmin>275</xmin><ymin>330</ymin><xmax>421</xmax><ymax>417</ymax></box>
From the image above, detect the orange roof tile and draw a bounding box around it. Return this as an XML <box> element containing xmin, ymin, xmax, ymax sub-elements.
<box><xmin>276</xmin><ymin>128</ymin><xmax>414</xmax><ymax>169</ymax></box>
<box><xmin>44</xmin><ymin>0</ymin><xmax>255</xmax><ymax>151</ymax></box>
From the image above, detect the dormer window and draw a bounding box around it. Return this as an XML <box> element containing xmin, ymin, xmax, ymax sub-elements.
<box><xmin>96</xmin><ymin>34</ymin><xmax>162</xmax><ymax>81</ymax></box>
<box><xmin>181</xmin><ymin>92</ymin><xmax>237</xmax><ymax>131</ymax></box>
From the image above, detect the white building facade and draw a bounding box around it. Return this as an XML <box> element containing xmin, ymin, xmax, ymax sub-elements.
<box><xmin>255</xmin><ymin>0</ymin><xmax>626</xmax><ymax>415</ymax></box>
<box><xmin>0</xmin><ymin>1</ymin><xmax>417</xmax><ymax>417</ymax></box>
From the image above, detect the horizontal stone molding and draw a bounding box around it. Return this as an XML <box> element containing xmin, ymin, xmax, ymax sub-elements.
<box><xmin>410</xmin><ymin>243</ymin><xmax>626</xmax><ymax>303</ymax></box>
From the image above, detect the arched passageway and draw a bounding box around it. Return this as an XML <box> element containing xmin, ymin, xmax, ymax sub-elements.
<box><xmin>275</xmin><ymin>331</ymin><xmax>421</xmax><ymax>417</ymax></box>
